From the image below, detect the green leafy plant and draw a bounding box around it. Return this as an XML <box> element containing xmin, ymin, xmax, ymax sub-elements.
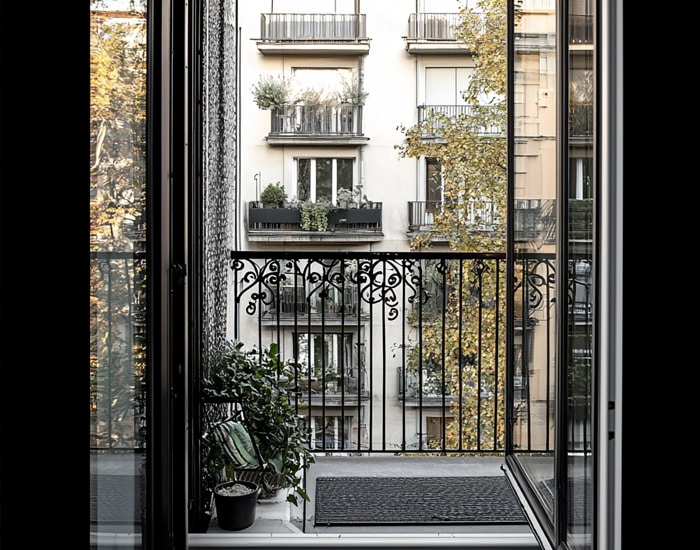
<box><xmin>251</xmin><ymin>74</ymin><xmax>293</xmax><ymax>109</ymax></box>
<box><xmin>298</xmin><ymin>199</ymin><xmax>336</xmax><ymax>231</ymax></box>
<box><xmin>202</xmin><ymin>341</ymin><xmax>315</xmax><ymax>506</ymax></box>
<box><xmin>260</xmin><ymin>182</ymin><xmax>287</xmax><ymax>207</ymax></box>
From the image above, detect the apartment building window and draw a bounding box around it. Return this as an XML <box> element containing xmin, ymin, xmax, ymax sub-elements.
<box><xmin>273</xmin><ymin>0</ymin><xmax>357</xmax><ymax>15</ymax></box>
<box><xmin>426</xmin><ymin>157</ymin><xmax>443</xmax><ymax>204</ymax></box>
<box><xmin>295</xmin><ymin>332</ymin><xmax>355</xmax><ymax>379</ymax></box>
<box><xmin>311</xmin><ymin>416</ymin><xmax>354</xmax><ymax>450</ymax></box>
<box><xmin>426</xmin><ymin>415</ymin><xmax>454</xmax><ymax>446</ymax></box>
<box><xmin>425</xmin><ymin>67</ymin><xmax>472</xmax><ymax>106</ymax></box>
<box><xmin>569</xmin><ymin>156</ymin><xmax>593</xmax><ymax>199</ymax></box>
<box><xmin>293</xmin><ymin>68</ymin><xmax>352</xmax><ymax>101</ymax></box>
<box><xmin>297</xmin><ymin>157</ymin><xmax>354</xmax><ymax>202</ymax></box>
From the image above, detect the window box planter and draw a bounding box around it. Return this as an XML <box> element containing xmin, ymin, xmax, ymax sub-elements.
<box><xmin>248</xmin><ymin>202</ymin><xmax>382</xmax><ymax>232</ymax></box>
<box><xmin>328</xmin><ymin>205</ymin><xmax>381</xmax><ymax>229</ymax></box>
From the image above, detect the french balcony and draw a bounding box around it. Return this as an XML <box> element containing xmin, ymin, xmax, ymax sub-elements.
<box><xmin>247</xmin><ymin>201</ymin><xmax>383</xmax><ymax>243</ymax></box>
<box><xmin>266</xmin><ymin>104</ymin><xmax>368</xmax><ymax>146</ymax></box>
<box><xmin>256</xmin><ymin>13</ymin><xmax>370</xmax><ymax>55</ymax></box>
<box><xmin>417</xmin><ymin>104</ymin><xmax>505</xmax><ymax>138</ymax></box>
<box><xmin>404</xmin><ymin>13</ymin><xmax>472</xmax><ymax>54</ymax></box>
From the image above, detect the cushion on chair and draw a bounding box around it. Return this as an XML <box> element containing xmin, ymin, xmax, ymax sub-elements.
<box><xmin>211</xmin><ymin>420</ymin><xmax>260</xmax><ymax>470</ymax></box>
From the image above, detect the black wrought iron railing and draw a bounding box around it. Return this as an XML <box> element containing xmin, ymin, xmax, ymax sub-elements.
<box><xmin>227</xmin><ymin>251</ymin><xmax>547</xmax><ymax>455</ymax></box>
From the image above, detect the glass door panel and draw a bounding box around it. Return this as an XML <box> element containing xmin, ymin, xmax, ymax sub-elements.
<box><xmin>90</xmin><ymin>1</ymin><xmax>148</xmax><ymax>546</ymax></box>
<box><xmin>566</xmin><ymin>0</ymin><xmax>595</xmax><ymax>546</ymax></box>
<box><xmin>510</xmin><ymin>0</ymin><xmax>558</xmax><ymax>534</ymax></box>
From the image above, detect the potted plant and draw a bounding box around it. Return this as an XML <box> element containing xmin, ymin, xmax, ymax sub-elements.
<box><xmin>336</xmin><ymin>187</ymin><xmax>357</xmax><ymax>209</ymax></box>
<box><xmin>201</xmin><ymin>340</ymin><xmax>315</xmax><ymax>528</ymax></box>
<box><xmin>251</xmin><ymin>74</ymin><xmax>294</xmax><ymax>110</ymax></box>
<box><xmin>260</xmin><ymin>182</ymin><xmax>287</xmax><ymax>208</ymax></box>
<box><xmin>336</xmin><ymin>75</ymin><xmax>368</xmax><ymax>105</ymax></box>
<box><xmin>200</xmin><ymin>394</ymin><xmax>262</xmax><ymax>531</ymax></box>
<box><xmin>212</xmin><ymin>478</ymin><xmax>260</xmax><ymax>531</ymax></box>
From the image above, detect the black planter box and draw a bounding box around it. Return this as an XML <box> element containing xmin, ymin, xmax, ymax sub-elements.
<box><xmin>248</xmin><ymin>202</ymin><xmax>382</xmax><ymax>232</ymax></box>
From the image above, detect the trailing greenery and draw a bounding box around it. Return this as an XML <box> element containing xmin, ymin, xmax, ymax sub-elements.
<box><xmin>202</xmin><ymin>341</ymin><xmax>315</xmax><ymax>506</ymax></box>
<box><xmin>298</xmin><ymin>199</ymin><xmax>336</xmax><ymax>231</ymax></box>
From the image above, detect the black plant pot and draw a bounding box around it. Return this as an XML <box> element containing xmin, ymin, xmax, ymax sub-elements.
<box><xmin>213</xmin><ymin>480</ymin><xmax>260</xmax><ymax>531</ymax></box>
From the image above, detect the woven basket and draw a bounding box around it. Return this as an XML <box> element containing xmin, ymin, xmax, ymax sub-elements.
<box><xmin>235</xmin><ymin>469</ymin><xmax>284</xmax><ymax>499</ymax></box>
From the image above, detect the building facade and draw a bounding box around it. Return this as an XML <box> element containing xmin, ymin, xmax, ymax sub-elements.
<box><xmin>78</xmin><ymin>0</ymin><xmax>621</xmax><ymax>548</ymax></box>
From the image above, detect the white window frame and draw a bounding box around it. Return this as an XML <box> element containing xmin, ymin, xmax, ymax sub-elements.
<box><xmin>295</xmin><ymin>157</ymin><xmax>356</xmax><ymax>203</ymax></box>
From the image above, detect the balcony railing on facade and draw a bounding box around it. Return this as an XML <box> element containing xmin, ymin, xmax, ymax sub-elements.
<box><xmin>247</xmin><ymin>200</ymin><xmax>383</xmax><ymax>243</ymax></box>
<box><xmin>407</xmin><ymin>199</ymin><xmax>584</xmax><ymax>247</ymax></box>
<box><xmin>256</xmin><ymin>13</ymin><xmax>370</xmax><ymax>55</ymax></box>
<box><xmin>261</xmin><ymin>284</ymin><xmax>369</xmax><ymax>326</ymax></box>
<box><xmin>407</xmin><ymin>199</ymin><xmax>500</xmax><ymax>238</ymax></box>
<box><xmin>404</xmin><ymin>13</ymin><xmax>471</xmax><ymax>54</ymax></box>
<box><xmin>417</xmin><ymin>104</ymin><xmax>505</xmax><ymax>138</ymax></box>
<box><xmin>219</xmin><ymin>251</ymin><xmax>595</xmax><ymax>459</ymax></box>
<box><xmin>266</xmin><ymin>104</ymin><xmax>368</xmax><ymax>146</ymax></box>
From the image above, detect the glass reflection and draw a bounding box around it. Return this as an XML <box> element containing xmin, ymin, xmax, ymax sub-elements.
<box><xmin>566</xmin><ymin>0</ymin><xmax>595</xmax><ymax>546</ymax></box>
<box><xmin>510</xmin><ymin>0</ymin><xmax>558</xmax><ymax>532</ymax></box>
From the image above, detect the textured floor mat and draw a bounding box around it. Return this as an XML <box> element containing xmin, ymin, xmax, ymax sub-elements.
<box><xmin>314</xmin><ymin>476</ymin><xmax>527</xmax><ymax>525</ymax></box>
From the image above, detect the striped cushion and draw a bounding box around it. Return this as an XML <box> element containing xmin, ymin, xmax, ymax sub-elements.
<box><xmin>211</xmin><ymin>420</ymin><xmax>259</xmax><ymax>470</ymax></box>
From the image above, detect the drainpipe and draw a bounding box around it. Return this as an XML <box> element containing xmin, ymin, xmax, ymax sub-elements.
<box><xmin>358</xmin><ymin>54</ymin><xmax>365</xmax><ymax>201</ymax></box>
<box><xmin>415</xmin><ymin>43</ymin><xmax>420</xmax><ymax>200</ymax></box>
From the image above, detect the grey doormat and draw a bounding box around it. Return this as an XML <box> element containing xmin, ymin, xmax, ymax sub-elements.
<box><xmin>314</xmin><ymin>476</ymin><xmax>527</xmax><ymax>525</ymax></box>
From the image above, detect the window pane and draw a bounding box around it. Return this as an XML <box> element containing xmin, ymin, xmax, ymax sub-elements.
<box><xmin>90</xmin><ymin>1</ymin><xmax>148</xmax><ymax>546</ymax></box>
<box><xmin>298</xmin><ymin>158</ymin><xmax>311</xmax><ymax>200</ymax></box>
<box><xmin>316</xmin><ymin>158</ymin><xmax>332</xmax><ymax>200</ymax></box>
<box><xmin>337</xmin><ymin>158</ymin><xmax>353</xmax><ymax>193</ymax></box>
<box><xmin>566</xmin><ymin>9</ymin><xmax>595</xmax><ymax>549</ymax></box>
<box><xmin>510</xmin><ymin>0</ymin><xmax>558</xmax><ymax>537</ymax></box>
